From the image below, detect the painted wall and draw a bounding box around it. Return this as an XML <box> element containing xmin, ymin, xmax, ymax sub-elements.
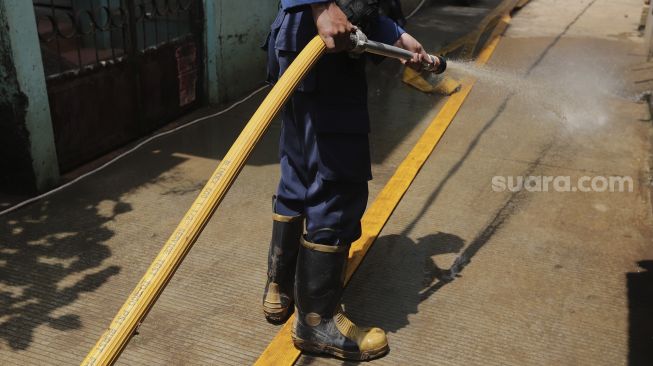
<box><xmin>0</xmin><ymin>0</ymin><xmax>59</xmax><ymax>193</ymax></box>
<box><xmin>205</xmin><ymin>1</ymin><xmax>279</xmax><ymax>104</ymax></box>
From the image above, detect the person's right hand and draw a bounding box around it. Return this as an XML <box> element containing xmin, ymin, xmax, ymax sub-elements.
<box><xmin>394</xmin><ymin>33</ymin><xmax>435</xmax><ymax>71</ymax></box>
<box><xmin>311</xmin><ymin>2</ymin><xmax>355</xmax><ymax>53</ymax></box>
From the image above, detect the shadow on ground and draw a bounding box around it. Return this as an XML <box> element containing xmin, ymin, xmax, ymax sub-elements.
<box><xmin>627</xmin><ymin>260</ymin><xmax>653</xmax><ymax>366</ymax></box>
<box><xmin>0</xmin><ymin>199</ymin><xmax>123</xmax><ymax>350</ymax></box>
<box><xmin>0</xmin><ymin>150</ymin><xmax>186</xmax><ymax>351</ymax></box>
<box><xmin>343</xmin><ymin>232</ymin><xmax>465</xmax><ymax>330</ymax></box>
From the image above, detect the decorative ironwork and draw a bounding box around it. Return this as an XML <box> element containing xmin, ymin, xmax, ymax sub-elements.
<box><xmin>34</xmin><ymin>0</ymin><xmax>199</xmax><ymax>78</ymax></box>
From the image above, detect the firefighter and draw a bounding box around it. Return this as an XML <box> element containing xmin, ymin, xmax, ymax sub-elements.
<box><xmin>262</xmin><ymin>0</ymin><xmax>439</xmax><ymax>360</ymax></box>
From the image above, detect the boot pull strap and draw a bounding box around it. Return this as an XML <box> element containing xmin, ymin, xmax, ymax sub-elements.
<box><xmin>272</xmin><ymin>212</ymin><xmax>304</xmax><ymax>223</ymax></box>
<box><xmin>301</xmin><ymin>237</ymin><xmax>350</xmax><ymax>253</ymax></box>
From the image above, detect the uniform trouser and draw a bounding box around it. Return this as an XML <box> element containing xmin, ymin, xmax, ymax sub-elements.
<box><xmin>274</xmin><ymin>92</ymin><xmax>369</xmax><ymax>246</ymax></box>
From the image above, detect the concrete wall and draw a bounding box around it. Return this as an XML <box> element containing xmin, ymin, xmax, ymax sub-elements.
<box><xmin>205</xmin><ymin>1</ymin><xmax>279</xmax><ymax>104</ymax></box>
<box><xmin>0</xmin><ymin>0</ymin><xmax>59</xmax><ymax>193</ymax></box>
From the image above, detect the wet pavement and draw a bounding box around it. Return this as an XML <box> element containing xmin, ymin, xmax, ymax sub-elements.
<box><xmin>1</xmin><ymin>0</ymin><xmax>652</xmax><ymax>365</ymax></box>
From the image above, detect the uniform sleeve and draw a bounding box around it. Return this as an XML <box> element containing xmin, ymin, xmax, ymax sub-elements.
<box><xmin>367</xmin><ymin>15</ymin><xmax>405</xmax><ymax>45</ymax></box>
<box><xmin>281</xmin><ymin>0</ymin><xmax>328</xmax><ymax>9</ymax></box>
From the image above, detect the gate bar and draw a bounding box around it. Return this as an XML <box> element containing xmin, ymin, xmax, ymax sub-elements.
<box><xmin>81</xmin><ymin>35</ymin><xmax>327</xmax><ymax>366</ymax></box>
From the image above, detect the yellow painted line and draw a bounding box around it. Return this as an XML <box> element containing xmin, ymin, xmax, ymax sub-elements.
<box><xmin>81</xmin><ymin>36</ymin><xmax>327</xmax><ymax>366</ymax></box>
<box><xmin>254</xmin><ymin>9</ymin><xmax>518</xmax><ymax>366</ymax></box>
<box><xmin>439</xmin><ymin>0</ymin><xmax>519</xmax><ymax>58</ymax></box>
<box><xmin>438</xmin><ymin>33</ymin><xmax>473</xmax><ymax>56</ymax></box>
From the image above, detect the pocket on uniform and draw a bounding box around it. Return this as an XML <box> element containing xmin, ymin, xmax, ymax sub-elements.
<box><xmin>274</xmin><ymin>10</ymin><xmax>316</xmax><ymax>52</ymax></box>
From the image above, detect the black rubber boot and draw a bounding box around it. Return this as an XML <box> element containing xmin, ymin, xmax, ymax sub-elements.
<box><xmin>292</xmin><ymin>236</ymin><xmax>389</xmax><ymax>361</ymax></box>
<box><xmin>262</xmin><ymin>213</ymin><xmax>303</xmax><ymax>323</ymax></box>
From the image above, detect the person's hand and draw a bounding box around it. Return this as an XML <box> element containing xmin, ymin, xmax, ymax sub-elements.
<box><xmin>311</xmin><ymin>2</ymin><xmax>355</xmax><ymax>52</ymax></box>
<box><xmin>394</xmin><ymin>33</ymin><xmax>437</xmax><ymax>71</ymax></box>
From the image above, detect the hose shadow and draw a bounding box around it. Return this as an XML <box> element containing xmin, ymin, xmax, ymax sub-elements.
<box><xmin>342</xmin><ymin>232</ymin><xmax>466</xmax><ymax>334</ymax></box>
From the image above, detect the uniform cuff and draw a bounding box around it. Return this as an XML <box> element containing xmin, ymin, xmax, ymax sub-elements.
<box><xmin>368</xmin><ymin>15</ymin><xmax>406</xmax><ymax>45</ymax></box>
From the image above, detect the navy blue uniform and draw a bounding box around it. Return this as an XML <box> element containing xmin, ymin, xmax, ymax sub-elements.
<box><xmin>265</xmin><ymin>4</ymin><xmax>404</xmax><ymax>244</ymax></box>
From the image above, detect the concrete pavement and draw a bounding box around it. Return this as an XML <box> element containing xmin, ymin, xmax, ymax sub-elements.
<box><xmin>1</xmin><ymin>0</ymin><xmax>652</xmax><ymax>365</ymax></box>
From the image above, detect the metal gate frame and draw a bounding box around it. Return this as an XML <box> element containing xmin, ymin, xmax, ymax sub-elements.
<box><xmin>35</xmin><ymin>0</ymin><xmax>205</xmax><ymax>171</ymax></box>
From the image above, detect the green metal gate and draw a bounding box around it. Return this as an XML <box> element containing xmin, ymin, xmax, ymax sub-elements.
<box><xmin>34</xmin><ymin>0</ymin><xmax>204</xmax><ymax>171</ymax></box>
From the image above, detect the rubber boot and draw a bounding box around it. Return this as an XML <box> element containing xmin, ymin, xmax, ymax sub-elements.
<box><xmin>292</xmin><ymin>236</ymin><xmax>389</xmax><ymax>361</ymax></box>
<box><xmin>262</xmin><ymin>213</ymin><xmax>304</xmax><ymax>323</ymax></box>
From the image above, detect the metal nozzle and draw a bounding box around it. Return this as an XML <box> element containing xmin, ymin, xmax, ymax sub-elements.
<box><xmin>350</xmin><ymin>29</ymin><xmax>369</xmax><ymax>54</ymax></box>
<box><xmin>350</xmin><ymin>29</ymin><xmax>447</xmax><ymax>74</ymax></box>
<box><xmin>424</xmin><ymin>55</ymin><xmax>447</xmax><ymax>74</ymax></box>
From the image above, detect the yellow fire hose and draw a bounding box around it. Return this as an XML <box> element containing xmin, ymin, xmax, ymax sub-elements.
<box><xmin>81</xmin><ymin>36</ymin><xmax>326</xmax><ymax>366</ymax></box>
<box><xmin>81</xmin><ymin>2</ymin><xmax>525</xmax><ymax>365</ymax></box>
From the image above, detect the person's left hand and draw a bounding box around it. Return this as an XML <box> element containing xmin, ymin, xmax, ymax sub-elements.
<box><xmin>394</xmin><ymin>33</ymin><xmax>436</xmax><ymax>71</ymax></box>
